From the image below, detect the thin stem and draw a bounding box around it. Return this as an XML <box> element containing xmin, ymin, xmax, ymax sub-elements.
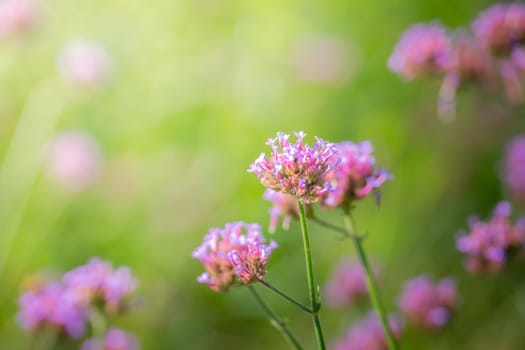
<box><xmin>89</xmin><ymin>307</ymin><xmax>107</xmax><ymax>341</ymax></box>
<box><xmin>248</xmin><ymin>285</ymin><xmax>303</xmax><ymax>350</ymax></box>
<box><xmin>297</xmin><ymin>201</ymin><xmax>326</xmax><ymax>350</ymax></box>
<box><xmin>311</xmin><ymin>216</ymin><xmax>348</xmax><ymax>237</ymax></box>
<box><xmin>259</xmin><ymin>279</ymin><xmax>313</xmax><ymax>314</ymax></box>
<box><xmin>343</xmin><ymin>213</ymin><xmax>400</xmax><ymax>350</ymax></box>
<box><xmin>31</xmin><ymin>327</ymin><xmax>58</xmax><ymax>350</ymax></box>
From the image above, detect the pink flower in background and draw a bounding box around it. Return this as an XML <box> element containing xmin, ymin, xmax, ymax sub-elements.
<box><xmin>63</xmin><ymin>257</ymin><xmax>138</xmax><ymax>313</ymax></box>
<box><xmin>0</xmin><ymin>0</ymin><xmax>38</xmax><ymax>38</ymax></box>
<box><xmin>81</xmin><ymin>328</ymin><xmax>140</xmax><ymax>350</ymax></box>
<box><xmin>456</xmin><ymin>201</ymin><xmax>525</xmax><ymax>273</ymax></box>
<box><xmin>17</xmin><ymin>282</ymin><xmax>87</xmax><ymax>338</ymax></box>
<box><xmin>322</xmin><ymin>141</ymin><xmax>391</xmax><ymax>209</ymax></box>
<box><xmin>503</xmin><ymin>135</ymin><xmax>525</xmax><ymax>201</ymax></box>
<box><xmin>57</xmin><ymin>40</ymin><xmax>112</xmax><ymax>88</ymax></box>
<box><xmin>263</xmin><ymin>189</ymin><xmax>300</xmax><ymax>233</ymax></box>
<box><xmin>193</xmin><ymin>222</ymin><xmax>276</xmax><ymax>291</ymax></box>
<box><xmin>291</xmin><ymin>34</ymin><xmax>356</xmax><ymax>85</ymax></box>
<box><xmin>333</xmin><ymin>312</ymin><xmax>403</xmax><ymax>350</ymax></box>
<box><xmin>248</xmin><ymin>131</ymin><xmax>336</xmax><ymax>204</ymax></box>
<box><xmin>398</xmin><ymin>275</ymin><xmax>458</xmax><ymax>330</ymax></box>
<box><xmin>388</xmin><ymin>23</ymin><xmax>454</xmax><ymax>80</ymax></box>
<box><xmin>324</xmin><ymin>258</ymin><xmax>380</xmax><ymax>308</ymax></box>
<box><xmin>45</xmin><ymin>131</ymin><xmax>102</xmax><ymax>192</ymax></box>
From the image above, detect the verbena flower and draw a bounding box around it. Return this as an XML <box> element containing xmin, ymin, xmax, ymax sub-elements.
<box><xmin>322</xmin><ymin>141</ymin><xmax>391</xmax><ymax>209</ymax></box>
<box><xmin>503</xmin><ymin>135</ymin><xmax>525</xmax><ymax>201</ymax></box>
<box><xmin>388</xmin><ymin>23</ymin><xmax>454</xmax><ymax>80</ymax></box>
<box><xmin>193</xmin><ymin>222</ymin><xmax>277</xmax><ymax>291</ymax></box>
<box><xmin>398</xmin><ymin>275</ymin><xmax>458</xmax><ymax>330</ymax></box>
<box><xmin>333</xmin><ymin>312</ymin><xmax>403</xmax><ymax>350</ymax></box>
<box><xmin>324</xmin><ymin>258</ymin><xmax>380</xmax><ymax>309</ymax></box>
<box><xmin>17</xmin><ymin>282</ymin><xmax>87</xmax><ymax>338</ymax></box>
<box><xmin>63</xmin><ymin>257</ymin><xmax>138</xmax><ymax>313</ymax></box>
<box><xmin>263</xmin><ymin>189</ymin><xmax>300</xmax><ymax>233</ymax></box>
<box><xmin>248</xmin><ymin>131</ymin><xmax>336</xmax><ymax>204</ymax></box>
<box><xmin>45</xmin><ymin>131</ymin><xmax>102</xmax><ymax>192</ymax></box>
<box><xmin>456</xmin><ymin>201</ymin><xmax>525</xmax><ymax>273</ymax></box>
<box><xmin>0</xmin><ymin>0</ymin><xmax>38</xmax><ymax>38</ymax></box>
<box><xmin>81</xmin><ymin>328</ymin><xmax>140</xmax><ymax>350</ymax></box>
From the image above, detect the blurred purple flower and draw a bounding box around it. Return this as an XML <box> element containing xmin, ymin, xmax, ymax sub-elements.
<box><xmin>63</xmin><ymin>257</ymin><xmax>138</xmax><ymax>313</ymax></box>
<box><xmin>248</xmin><ymin>131</ymin><xmax>336</xmax><ymax>204</ymax></box>
<box><xmin>17</xmin><ymin>282</ymin><xmax>87</xmax><ymax>338</ymax></box>
<box><xmin>388</xmin><ymin>23</ymin><xmax>454</xmax><ymax>80</ymax></box>
<box><xmin>333</xmin><ymin>312</ymin><xmax>403</xmax><ymax>350</ymax></box>
<box><xmin>504</xmin><ymin>135</ymin><xmax>525</xmax><ymax>201</ymax></box>
<box><xmin>322</xmin><ymin>141</ymin><xmax>391</xmax><ymax>209</ymax></box>
<box><xmin>263</xmin><ymin>189</ymin><xmax>300</xmax><ymax>233</ymax></box>
<box><xmin>193</xmin><ymin>222</ymin><xmax>276</xmax><ymax>291</ymax></box>
<box><xmin>324</xmin><ymin>258</ymin><xmax>380</xmax><ymax>309</ymax></box>
<box><xmin>398</xmin><ymin>275</ymin><xmax>458</xmax><ymax>330</ymax></box>
<box><xmin>0</xmin><ymin>0</ymin><xmax>38</xmax><ymax>38</ymax></box>
<box><xmin>291</xmin><ymin>34</ymin><xmax>356</xmax><ymax>85</ymax></box>
<box><xmin>45</xmin><ymin>131</ymin><xmax>102</xmax><ymax>192</ymax></box>
<box><xmin>81</xmin><ymin>328</ymin><xmax>140</xmax><ymax>350</ymax></box>
<box><xmin>57</xmin><ymin>40</ymin><xmax>112</xmax><ymax>89</ymax></box>
<box><xmin>456</xmin><ymin>201</ymin><xmax>525</xmax><ymax>273</ymax></box>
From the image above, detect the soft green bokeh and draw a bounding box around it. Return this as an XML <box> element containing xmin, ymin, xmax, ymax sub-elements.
<box><xmin>1</xmin><ymin>0</ymin><xmax>525</xmax><ymax>349</ymax></box>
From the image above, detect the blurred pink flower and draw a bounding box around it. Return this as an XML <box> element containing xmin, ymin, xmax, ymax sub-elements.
<box><xmin>81</xmin><ymin>328</ymin><xmax>140</xmax><ymax>350</ymax></box>
<box><xmin>333</xmin><ymin>312</ymin><xmax>403</xmax><ymax>350</ymax></box>
<box><xmin>263</xmin><ymin>189</ymin><xmax>299</xmax><ymax>233</ymax></box>
<box><xmin>291</xmin><ymin>34</ymin><xmax>356</xmax><ymax>85</ymax></box>
<box><xmin>57</xmin><ymin>40</ymin><xmax>112</xmax><ymax>88</ymax></box>
<box><xmin>398</xmin><ymin>275</ymin><xmax>458</xmax><ymax>330</ymax></box>
<box><xmin>0</xmin><ymin>0</ymin><xmax>38</xmax><ymax>38</ymax></box>
<box><xmin>324</xmin><ymin>258</ymin><xmax>380</xmax><ymax>308</ymax></box>
<box><xmin>45</xmin><ymin>131</ymin><xmax>102</xmax><ymax>192</ymax></box>
<box><xmin>456</xmin><ymin>201</ymin><xmax>525</xmax><ymax>273</ymax></box>
<box><xmin>504</xmin><ymin>135</ymin><xmax>525</xmax><ymax>201</ymax></box>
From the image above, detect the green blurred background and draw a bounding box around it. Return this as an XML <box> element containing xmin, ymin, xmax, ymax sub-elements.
<box><xmin>1</xmin><ymin>0</ymin><xmax>525</xmax><ymax>348</ymax></box>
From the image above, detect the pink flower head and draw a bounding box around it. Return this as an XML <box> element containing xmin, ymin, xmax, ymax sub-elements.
<box><xmin>81</xmin><ymin>328</ymin><xmax>140</xmax><ymax>350</ymax></box>
<box><xmin>503</xmin><ymin>135</ymin><xmax>525</xmax><ymax>201</ymax></box>
<box><xmin>0</xmin><ymin>0</ymin><xmax>38</xmax><ymax>38</ymax></box>
<box><xmin>57</xmin><ymin>40</ymin><xmax>112</xmax><ymax>89</ymax></box>
<box><xmin>450</xmin><ymin>33</ymin><xmax>495</xmax><ymax>82</ymax></box>
<box><xmin>333</xmin><ymin>312</ymin><xmax>404</xmax><ymax>350</ymax></box>
<box><xmin>322</xmin><ymin>141</ymin><xmax>391</xmax><ymax>209</ymax></box>
<box><xmin>263</xmin><ymin>189</ymin><xmax>300</xmax><ymax>233</ymax></box>
<box><xmin>45</xmin><ymin>131</ymin><xmax>102</xmax><ymax>192</ymax></box>
<box><xmin>388</xmin><ymin>23</ymin><xmax>454</xmax><ymax>80</ymax></box>
<box><xmin>193</xmin><ymin>222</ymin><xmax>276</xmax><ymax>291</ymax></box>
<box><xmin>63</xmin><ymin>257</ymin><xmax>138</xmax><ymax>313</ymax></box>
<box><xmin>17</xmin><ymin>282</ymin><xmax>87</xmax><ymax>338</ymax></box>
<box><xmin>249</xmin><ymin>132</ymin><xmax>336</xmax><ymax>204</ymax></box>
<box><xmin>472</xmin><ymin>2</ymin><xmax>525</xmax><ymax>56</ymax></box>
<box><xmin>456</xmin><ymin>201</ymin><xmax>525</xmax><ymax>273</ymax></box>
<box><xmin>398</xmin><ymin>275</ymin><xmax>458</xmax><ymax>330</ymax></box>
<box><xmin>324</xmin><ymin>258</ymin><xmax>380</xmax><ymax>308</ymax></box>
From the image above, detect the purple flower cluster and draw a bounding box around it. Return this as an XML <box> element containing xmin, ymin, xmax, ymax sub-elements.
<box><xmin>263</xmin><ymin>189</ymin><xmax>300</xmax><ymax>233</ymax></box>
<box><xmin>17</xmin><ymin>258</ymin><xmax>138</xmax><ymax>339</ymax></box>
<box><xmin>333</xmin><ymin>312</ymin><xmax>404</xmax><ymax>350</ymax></box>
<box><xmin>248</xmin><ymin>132</ymin><xmax>336</xmax><ymax>204</ymax></box>
<box><xmin>456</xmin><ymin>201</ymin><xmax>525</xmax><ymax>273</ymax></box>
<box><xmin>322</xmin><ymin>141</ymin><xmax>392</xmax><ymax>209</ymax></box>
<box><xmin>324</xmin><ymin>258</ymin><xmax>380</xmax><ymax>309</ymax></box>
<box><xmin>503</xmin><ymin>135</ymin><xmax>525</xmax><ymax>201</ymax></box>
<box><xmin>81</xmin><ymin>328</ymin><xmax>140</xmax><ymax>350</ymax></box>
<box><xmin>192</xmin><ymin>222</ymin><xmax>277</xmax><ymax>291</ymax></box>
<box><xmin>398</xmin><ymin>276</ymin><xmax>458</xmax><ymax>330</ymax></box>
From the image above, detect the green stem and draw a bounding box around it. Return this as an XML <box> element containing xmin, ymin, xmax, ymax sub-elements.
<box><xmin>89</xmin><ymin>307</ymin><xmax>107</xmax><ymax>341</ymax></box>
<box><xmin>259</xmin><ymin>279</ymin><xmax>313</xmax><ymax>314</ymax></box>
<box><xmin>343</xmin><ymin>213</ymin><xmax>400</xmax><ymax>350</ymax></box>
<box><xmin>248</xmin><ymin>285</ymin><xmax>303</xmax><ymax>350</ymax></box>
<box><xmin>311</xmin><ymin>216</ymin><xmax>348</xmax><ymax>237</ymax></box>
<box><xmin>297</xmin><ymin>201</ymin><xmax>326</xmax><ymax>350</ymax></box>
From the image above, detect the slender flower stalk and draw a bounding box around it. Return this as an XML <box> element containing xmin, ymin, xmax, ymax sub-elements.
<box><xmin>310</xmin><ymin>216</ymin><xmax>348</xmax><ymax>237</ymax></box>
<box><xmin>298</xmin><ymin>201</ymin><xmax>326</xmax><ymax>350</ymax></box>
<box><xmin>258</xmin><ymin>279</ymin><xmax>313</xmax><ymax>314</ymax></box>
<box><xmin>248</xmin><ymin>286</ymin><xmax>303</xmax><ymax>350</ymax></box>
<box><xmin>343</xmin><ymin>212</ymin><xmax>400</xmax><ymax>350</ymax></box>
